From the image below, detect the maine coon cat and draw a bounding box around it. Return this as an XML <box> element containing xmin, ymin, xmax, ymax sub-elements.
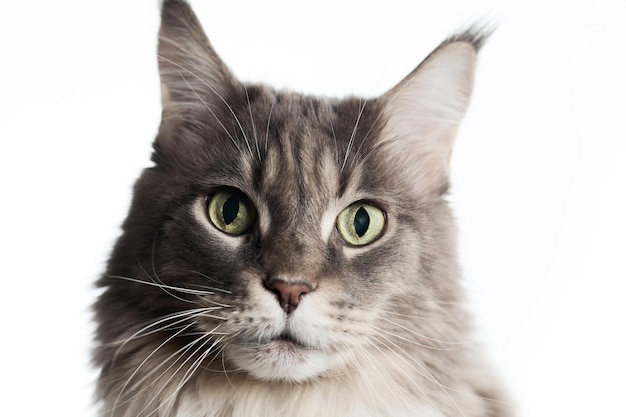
<box><xmin>93</xmin><ymin>1</ymin><xmax>511</xmax><ymax>416</ymax></box>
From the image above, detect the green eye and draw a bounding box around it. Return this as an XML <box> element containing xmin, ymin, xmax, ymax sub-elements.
<box><xmin>207</xmin><ymin>190</ymin><xmax>257</xmax><ymax>235</ymax></box>
<box><xmin>336</xmin><ymin>202</ymin><xmax>386</xmax><ymax>246</ymax></box>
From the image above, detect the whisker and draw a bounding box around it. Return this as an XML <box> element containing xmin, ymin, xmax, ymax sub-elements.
<box><xmin>150</xmin><ymin>233</ymin><xmax>198</xmax><ymax>304</ymax></box>
<box><xmin>367</xmin><ymin>336</ymin><xmax>448</xmax><ymax>417</ymax></box>
<box><xmin>381</xmin><ymin>309</ymin><xmax>466</xmax><ymax>323</ymax></box>
<box><xmin>187</xmin><ymin>270</ymin><xmax>231</xmax><ymax>293</ymax></box>
<box><xmin>132</xmin><ymin>328</ymin><xmax>215</xmax><ymax>392</ymax></box>
<box><xmin>127</xmin><ymin>322</ymin><xmax>228</xmax><ymax>416</ymax></box>
<box><xmin>110</xmin><ymin>322</ymin><xmax>196</xmax><ymax>416</ymax></box>
<box><xmin>181</xmin><ymin>282</ymin><xmax>232</xmax><ymax>296</ymax></box>
<box><xmin>348</xmin><ymin>103</ymin><xmax>385</xmax><ymax>172</ymax></box>
<box><xmin>342</xmin><ymin>343</ymin><xmax>385</xmax><ymax>416</ymax></box>
<box><xmin>375</xmin><ymin>328</ymin><xmax>510</xmax><ymax>408</ymax></box>
<box><xmin>326</xmin><ymin>102</ymin><xmax>339</xmax><ymax>165</ymax></box>
<box><xmin>265</xmin><ymin>95</ymin><xmax>276</xmax><ymax>155</ymax></box>
<box><xmin>244</xmin><ymin>84</ymin><xmax>261</xmax><ymax>161</ymax></box>
<box><xmin>139</xmin><ymin>333</ymin><xmax>218</xmax><ymax>417</ymax></box>
<box><xmin>111</xmin><ymin>308</ymin><xmax>219</xmax><ymax>361</ymax></box>
<box><xmin>372</xmin><ymin>325</ymin><xmax>463</xmax><ymax>351</ymax></box>
<box><xmin>139</xmin><ymin>264</ymin><xmax>196</xmax><ymax>304</ymax></box>
<box><xmin>374</xmin><ymin>316</ymin><xmax>469</xmax><ymax>347</ymax></box>
<box><xmin>341</xmin><ymin>98</ymin><xmax>367</xmax><ymax>172</ymax></box>
<box><xmin>106</xmin><ymin>274</ymin><xmax>217</xmax><ymax>297</ymax></box>
<box><xmin>218</xmin><ymin>336</ymin><xmax>239</xmax><ymax>388</ymax></box>
<box><xmin>159</xmin><ymin>55</ymin><xmax>254</xmax><ymax>159</ymax></box>
<box><xmin>176</xmin><ymin>69</ymin><xmax>242</xmax><ymax>152</ymax></box>
<box><xmin>164</xmin><ymin>335</ymin><xmax>228</xmax><ymax>411</ymax></box>
<box><xmin>372</xmin><ymin>333</ymin><xmax>467</xmax><ymax>417</ymax></box>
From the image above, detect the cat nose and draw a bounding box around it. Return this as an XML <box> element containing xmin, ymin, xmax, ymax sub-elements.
<box><xmin>264</xmin><ymin>278</ymin><xmax>313</xmax><ymax>314</ymax></box>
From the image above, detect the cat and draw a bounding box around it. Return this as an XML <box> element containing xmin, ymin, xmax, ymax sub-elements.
<box><xmin>93</xmin><ymin>1</ymin><xmax>512</xmax><ymax>416</ymax></box>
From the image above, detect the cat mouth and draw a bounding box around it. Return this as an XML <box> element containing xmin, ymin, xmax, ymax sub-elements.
<box><xmin>271</xmin><ymin>333</ymin><xmax>307</xmax><ymax>348</ymax></box>
<box><xmin>230</xmin><ymin>331</ymin><xmax>331</xmax><ymax>382</ymax></box>
<box><xmin>259</xmin><ymin>332</ymin><xmax>313</xmax><ymax>352</ymax></box>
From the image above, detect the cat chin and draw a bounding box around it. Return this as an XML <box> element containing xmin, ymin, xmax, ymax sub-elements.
<box><xmin>228</xmin><ymin>339</ymin><xmax>340</xmax><ymax>383</ymax></box>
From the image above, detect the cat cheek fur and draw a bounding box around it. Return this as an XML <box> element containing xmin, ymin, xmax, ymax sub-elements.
<box><xmin>93</xmin><ymin>1</ymin><xmax>512</xmax><ymax>416</ymax></box>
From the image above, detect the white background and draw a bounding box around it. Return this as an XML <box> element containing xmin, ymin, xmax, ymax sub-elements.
<box><xmin>1</xmin><ymin>0</ymin><xmax>625</xmax><ymax>416</ymax></box>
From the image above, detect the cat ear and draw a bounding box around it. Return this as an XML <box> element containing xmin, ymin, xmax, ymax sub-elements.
<box><xmin>378</xmin><ymin>31</ymin><xmax>489</xmax><ymax>195</ymax></box>
<box><xmin>158</xmin><ymin>0</ymin><xmax>237</xmax><ymax>112</ymax></box>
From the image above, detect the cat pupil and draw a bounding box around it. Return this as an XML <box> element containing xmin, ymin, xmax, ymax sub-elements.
<box><xmin>354</xmin><ymin>206</ymin><xmax>370</xmax><ymax>237</ymax></box>
<box><xmin>222</xmin><ymin>194</ymin><xmax>240</xmax><ymax>225</ymax></box>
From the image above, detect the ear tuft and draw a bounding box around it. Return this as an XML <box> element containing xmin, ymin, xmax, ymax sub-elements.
<box><xmin>444</xmin><ymin>22</ymin><xmax>495</xmax><ymax>52</ymax></box>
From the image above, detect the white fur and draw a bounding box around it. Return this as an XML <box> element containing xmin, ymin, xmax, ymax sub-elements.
<box><xmin>320</xmin><ymin>200</ymin><xmax>342</xmax><ymax>242</ymax></box>
<box><xmin>380</xmin><ymin>42</ymin><xmax>476</xmax><ymax>193</ymax></box>
<box><xmin>174</xmin><ymin>359</ymin><xmax>448</xmax><ymax>417</ymax></box>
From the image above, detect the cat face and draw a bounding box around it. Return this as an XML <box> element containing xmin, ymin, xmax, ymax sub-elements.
<box><xmin>94</xmin><ymin>0</ymin><xmax>488</xmax><ymax>405</ymax></box>
<box><xmin>119</xmin><ymin>87</ymin><xmax>453</xmax><ymax>384</ymax></box>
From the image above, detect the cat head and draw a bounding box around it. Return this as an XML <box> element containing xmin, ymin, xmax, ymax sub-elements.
<box><xmin>95</xmin><ymin>0</ymin><xmax>487</xmax><ymax>392</ymax></box>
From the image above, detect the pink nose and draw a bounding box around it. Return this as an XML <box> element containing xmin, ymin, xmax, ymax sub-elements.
<box><xmin>265</xmin><ymin>279</ymin><xmax>313</xmax><ymax>314</ymax></box>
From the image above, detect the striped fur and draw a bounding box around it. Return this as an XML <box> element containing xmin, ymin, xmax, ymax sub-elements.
<box><xmin>93</xmin><ymin>1</ymin><xmax>511</xmax><ymax>416</ymax></box>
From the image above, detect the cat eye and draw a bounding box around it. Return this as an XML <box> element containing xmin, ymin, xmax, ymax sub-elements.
<box><xmin>206</xmin><ymin>190</ymin><xmax>257</xmax><ymax>235</ymax></box>
<box><xmin>336</xmin><ymin>202</ymin><xmax>386</xmax><ymax>246</ymax></box>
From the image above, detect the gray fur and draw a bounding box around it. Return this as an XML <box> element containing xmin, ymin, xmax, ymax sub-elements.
<box><xmin>93</xmin><ymin>1</ymin><xmax>512</xmax><ymax>416</ymax></box>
